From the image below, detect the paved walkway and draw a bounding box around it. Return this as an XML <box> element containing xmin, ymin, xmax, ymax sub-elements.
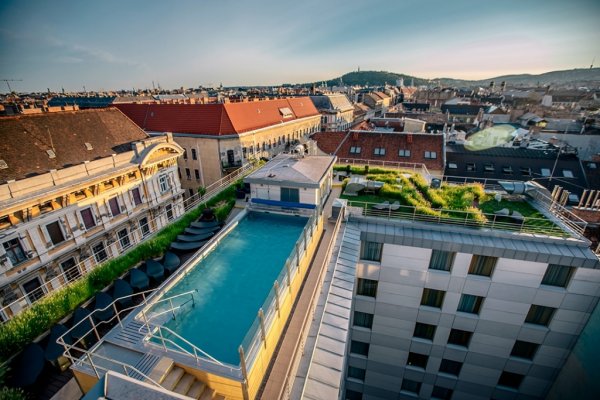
<box><xmin>258</xmin><ymin>187</ymin><xmax>342</xmax><ymax>400</ymax></box>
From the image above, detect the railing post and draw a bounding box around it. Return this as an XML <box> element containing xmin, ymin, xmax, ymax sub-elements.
<box><xmin>169</xmin><ymin>298</ymin><xmax>176</xmax><ymax>320</ymax></box>
<box><xmin>258</xmin><ymin>309</ymin><xmax>267</xmax><ymax>349</ymax></box>
<box><xmin>273</xmin><ymin>281</ymin><xmax>281</xmax><ymax>318</ymax></box>
<box><xmin>285</xmin><ymin>261</ymin><xmax>292</xmax><ymax>291</ymax></box>
<box><xmin>90</xmin><ymin>315</ymin><xmax>100</xmax><ymax>341</ymax></box>
<box><xmin>114</xmin><ymin>303</ymin><xmax>122</xmax><ymax>327</ymax></box>
<box><xmin>158</xmin><ymin>327</ymin><xmax>168</xmax><ymax>352</ymax></box>
<box><xmin>88</xmin><ymin>353</ymin><xmax>101</xmax><ymax>379</ymax></box>
<box><xmin>239</xmin><ymin>346</ymin><xmax>251</xmax><ymax>400</ymax></box>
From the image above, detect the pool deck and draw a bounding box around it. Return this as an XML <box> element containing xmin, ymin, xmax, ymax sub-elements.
<box><xmin>258</xmin><ymin>186</ymin><xmax>342</xmax><ymax>400</ymax></box>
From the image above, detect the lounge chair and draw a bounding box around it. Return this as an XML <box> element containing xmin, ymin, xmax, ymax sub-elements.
<box><xmin>112</xmin><ymin>279</ymin><xmax>133</xmax><ymax>308</ymax></box>
<box><xmin>170</xmin><ymin>240</ymin><xmax>208</xmax><ymax>252</ymax></box>
<box><xmin>191</xmin><ymin>220</ymin><xmax>220</xmax><ymax>229</ymax></box>
<box><xmin>373</xmin><ymin>201</ymin><xmax>390</xmax><ymax>210</ymax></box>
<box><xmin>162</xmin><ymin>251</ymin><xmax>181</xmax><ymax>275</ymax></box>
<box><xmin>177</xmin><ymin>232</ymin><xmax>214</xmax><ymax>242</ymax></box>
<box><xmin>45</xmin><ymin>324</ymin><xmax>72</xmax><ymax>371</ymax></box>
<box><xmin>92</xmin><ymin>292</ymin><xmax>115</xmax><ymax>322</ymax></box>
<box><xmin>129</xmin><ymin>268</ymin><xmax>150</xmax><ymax>292</ymax></box>
<box><xmin>494</xmin><ymin>208</ymin><xmax>510</xmax><ymax>216</ymax></box>
<box><xmin>12</xmin><ymin>343</ymin><xmax>45</xmax><ymax>388</ymax></box>
<box><xmin>185</xmin><ymin>226</ymin><xmax>219</xmax><ymax>235</ymax></box>
<box><xmin>390</xmin><ymin>201</ymin><xmax>400</xmax><ymax>211</ymax></box>
<box><xmin>70</xmin><ymin>307</ymin><xmax>92</xmax><ymax>341</ymax></box>
<box><xmin>144</xmin><ymin>259</ymin><xmax>165</xmax><ymax>283</ymax></box>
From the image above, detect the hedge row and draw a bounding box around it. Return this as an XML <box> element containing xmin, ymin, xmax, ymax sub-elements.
<box><xmin>0</xmin><ymin>185</ymin><xmax>237</xmax><ymax>362</ymax></box>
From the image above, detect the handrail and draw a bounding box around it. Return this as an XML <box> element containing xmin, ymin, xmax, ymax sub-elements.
<box><xmin>141</xmin><ymin>289</ymin><xmax>197</xmax><ymax>323</ymax></box>
<box><xmin>75</xmin><ymin>350</ymin><xmax>164</xmax><ymax>389</ymax></box>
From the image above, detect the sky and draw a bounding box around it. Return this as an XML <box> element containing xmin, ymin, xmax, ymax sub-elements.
<box><xmin>0</xmin><ymin>0</ymin><xmax>599</xmax><ymax>93</ymax></box>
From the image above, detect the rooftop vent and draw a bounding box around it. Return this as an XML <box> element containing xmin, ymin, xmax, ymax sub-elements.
<box><xmin>84</xmin><ymin>142</ymin><xmax>93</xmax><ymax>151</ymax></box>
<box><xmin>0</xmin><ymin>160</ymin><xmax>7</xmax><ymax>169</ymax></box>
<box><xmin>46</xmin><ymin>149</ymin><xmax>56</xmax><ymax>159</ymax></box>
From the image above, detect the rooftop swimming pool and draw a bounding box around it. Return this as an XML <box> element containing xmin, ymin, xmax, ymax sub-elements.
<box><xmin>153</xmin><ymin>211</ymin><xmax>308</xmax><ymax>365</ymax></box>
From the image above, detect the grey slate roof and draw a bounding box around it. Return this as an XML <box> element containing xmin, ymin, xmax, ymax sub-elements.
<box><xmin>245</xmin><ymin>153</ymin><xmax>336</xmax><ymax>188</ymax></box>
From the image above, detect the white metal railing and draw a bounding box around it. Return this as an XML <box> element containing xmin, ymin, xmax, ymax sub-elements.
<box><xmin>335</xmin><ymin>159</ymin><xmax>432</xmax><ymax>177</ymax></box>
<box><xmin>140</xmin><ymin>290</ymin><xmax>197</xmax><ymax>324</ymax></box>
<box><xmin>345</xmin><ymin>199</ymin><xmax>585</xmax><ymax>238</ymax></box>
<box><xmin>1</xmin><ymin>162</ymin><xmax>259</xmax><ymax>322</ymax></box>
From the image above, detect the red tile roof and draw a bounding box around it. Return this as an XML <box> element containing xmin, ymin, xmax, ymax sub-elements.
<box><xmin>115</xmin><ymin>97</ymin><xmax>319</xmax><ymax>136</ymax></box>
<box><xmin>312</xmin><ymin>130</ymin><xmax>445</xmax><ymax>171</ymax></box>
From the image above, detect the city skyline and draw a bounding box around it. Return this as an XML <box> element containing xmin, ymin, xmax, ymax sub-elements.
<box><xmin>0</xmin><ymin>0</ymin><xmax>599</xmax><ymax>93</ymax></box>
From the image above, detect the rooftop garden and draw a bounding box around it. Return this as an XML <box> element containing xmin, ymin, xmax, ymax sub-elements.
<box><xmin>335</xmin><ymin>165</ymin><xmax>563</xmax><ymax>236</ymax></box>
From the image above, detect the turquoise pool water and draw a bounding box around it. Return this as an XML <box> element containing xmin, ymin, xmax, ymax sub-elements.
<box><xmin>156</xmin><ymin>211</ymin><xmax>307</xmax><ymax>365</ymax></box>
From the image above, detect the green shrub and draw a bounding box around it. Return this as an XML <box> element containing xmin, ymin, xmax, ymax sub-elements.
<box><xmin>0</xmin><ymin>181</ymin><xmax>239</xmax><ymax>362</ymax></box>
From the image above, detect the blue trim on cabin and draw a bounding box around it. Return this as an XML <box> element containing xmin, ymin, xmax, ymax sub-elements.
<box><xmin>251</xmin><ymin>198</ymin><xmax>316</xmax><ymax>209</ymax></box>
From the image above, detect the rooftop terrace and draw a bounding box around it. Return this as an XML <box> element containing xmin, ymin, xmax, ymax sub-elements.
<box><xmin>335</xmin><ymin>165</ymin><xmax>587</xmax><ymax>240</ymax></box>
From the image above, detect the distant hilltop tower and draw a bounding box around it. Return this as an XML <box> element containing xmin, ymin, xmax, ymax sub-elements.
<box><xmin>358</xmin><ymin>66</ymin><xmax>360</xmax><ymax>72</ymax></box>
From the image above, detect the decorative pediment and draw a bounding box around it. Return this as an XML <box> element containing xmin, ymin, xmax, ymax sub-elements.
<box><xmin>139</xmin><ymin>143</ymin><xmax>184</xmax><ymax>167</ymax></box>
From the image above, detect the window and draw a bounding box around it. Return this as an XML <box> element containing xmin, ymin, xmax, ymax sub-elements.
<box><xmin>540</xmin><ymin>168</ymin><xmax>551</xmax><ymax>177</ymax></box>
<box><xmin>185</xmin><ymin>168</ymin><xmax>191</xmax><ymax>180</ymax></box>
<box><xmin>117</xmin><ymin>229</ymin><xmax>131</xmax><ymax>250</ymax></box>
<box><xmin>413</xmin><ymin>322</ymin><xmax>436</xmax><ymax>341</ymax></box>
<box><xmin>46</xmin><ymin>221</ymin><xmax>65</xmax><ymax>246</ymax></box>
<box><xmin>183</xmin><ymin>149</ymin><xmax>187</xmax><ymax>160</ymax></box>
<box><xmin>541</xmin><ymin>264</ymin><xmax>574</xmax><ymax>288</ymax></box>
<box><xmin>159</xmin><ymin>175</ymin><xmax>170</xmax><ymax>193</ymax></box>
<box><xmin>502</xmin><ymin>166</ymin><xmax>513</xmax><ymax>175</ymax></box>
<box><xmin>399</xmin><ymin>149</ymin><xmax>411</xmax><ymax>157</ymax></box>
<box><xmin>2</xmin><ymin>238</ymin><xmax>26</xmax><ymax>266</ymax></box>
<box><xmin>374</xmin><ymin>147</ymin><xmax>386</xmax><ymax>156</ymax></box>
<box><xmin>562</xmin><ymin>169</ymin><xmax>574</xmax><ymax>178</ymax></box>
<box><xmin>520</xmin><ymin>167</ymin><xmax>532</xmax><ymax>177</ymax></box>
<box><xmin>80</xmin><ymin>208</ymin><xmax>96</xmax><ymax>230</ymax></box>
<box><xmin>425</xmin><ymin>151</ymin><xmax>437</xmax><ymax>159</ymax></box>
<box><xmin>447</xmin><ymin>162</ymin><xmax>457</xmax><ymax>169</ymax></box>
<box><xmin>345</xmin><ymin>389</ymin><xmax>362</xmax><ymax>400</ymax></box>
<box><xmin>191</xmin><ymin>148</ymin><xmax>197</xmax><ymax>160</ymax></box>
<box><xmin>484</xmin><ymin>164</ymin><xmax>494</xmax><ymax>172</ymax></box>
<box><xmin>22</xmin><ymin>277</ymin><xmax>44</xmax><ymax>303</ymax></box>
<box><xmin>510</xmin><ymin>340</ymin><xmax>539</xmax><ymax>360</ymax></box>
<box><xmin>401</xmin><ymin>379</ymin><xmax>422</xmax><ymax>394</ymax></box>
<box><xmin>420</xmin><ymin>288</ymin><xmax>445</xmax><ymax>308</ymax></box>
<box><xmin>92</xmin><ymin>242</ymin><xmax>108</xmax><ymax>263</ymax></box>
<box><xmin>353</xmin><ymin>311</ymin><xmax>374</xmax><ymax>329</ymax></box>
<box><xmin>61</xmin><ymin>258</ymin><xmax>80</xmax><ymax>282</ymax></box>
<box><xmin>429</xmin><ymin>250</ymin><xmax>455</xmax><ymax>272</ymax></box>
<box><xmin>281</xmin><ymin>187</ymin><xmax>300</xmax><ymax>203</ymax></box>
<box><xmin>194</xmin><ymin>169</ymin><xmax>200</xmax><ymax>180</ymax></box>
<box><xmin>139</xmin><ymin>217</ymin><xmax>150</xmax><ymax>237</ymax></box>
<box><xmin>466</xmin><ymin>163</ymin><xmax>476</xmax><ymax>172</ymax></box>
<box><xmin>350</xmin><ymin>340</ymin><xmax>370</xmax><ymax>357</ymax></box>
<box><xmin>431</xmin><ymin>386</ymin><xmax>453</xmax><ymax>400</ymax></box>
<box><xmin>439</xmin><ymin>359</ymin><xmax>462</xmax><ymax>376</ymax></box>
<box><xmin>131</xmin><ymin>188</ymin><xmax>143</xmax><ymax>206</ymax></box>
<box><xmin>468</xmin><ymin>255</ymin><xmax>497</xmax><ymax>277</ymax></box>
<box><xmin>447</xmin><ymin>329</ymin><xmax>472</xmax><ymax>347</ymax></box>
<box><xmin>407</xmin><ymin>352</ymin><xmax>428</xmax><ymax>369</ymax></box>
<box><xmin>457</xmin><ymin>294</ymin><xmax>484</xmax><ymax>314</ymax></box>
<box><xmin>166</xmin><ymin>204</ymin><xmax>174</xmax><ymax>221</ymax></box>
<box><xmin>497</xmin><ymin>371</ymin><xmax>524</xmax><ymax>389</ymax></box>
<box><xmin>525</xmin><ymin>305</ymin><xmax>556</xmax><ymax>326</ymax></box>
<box><xmin>360</xmin><ymin>241</ymin><xmax>382</xmax><ymax>261</ymax></box>
<box><xmin>356</xmin><ymin>278</ymin><xmax>378</xmax><ymax>297</ymax></box>
<box><xmin>347</xmin><ymin>366</ymin><xmax>366</xmax><ymax>381</ymax></box>
<box><xmin>108</xmin><ymin>197</ymin><xmax>121</xmax><ymax>217</ymax></box>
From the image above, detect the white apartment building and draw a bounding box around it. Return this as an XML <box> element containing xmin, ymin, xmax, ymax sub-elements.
<box><xmin>298</xmin><ymin>189</ymin><xmax>600</xmax><ymax>400</ymax></box>
<box><xmin>0</xmin><ymin>108</ymin><xmax>184</xmax><ymax>319</ymax></box>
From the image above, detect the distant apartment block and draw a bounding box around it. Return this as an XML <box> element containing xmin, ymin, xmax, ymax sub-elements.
<box><xmin>310</xmin><ymin>94</ymin><xmax>354</xmax><ymax>131</ymax></box>
<box><xmin>0</xmin><ymin>108</ymin><xmax>184</xmax><ymax>319</ymax></box>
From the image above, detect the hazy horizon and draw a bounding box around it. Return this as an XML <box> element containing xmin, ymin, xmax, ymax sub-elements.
<box><xmin>1</xmin><ymin>0</ymin><xmax>599</xmax><ymax>93</ymax></box>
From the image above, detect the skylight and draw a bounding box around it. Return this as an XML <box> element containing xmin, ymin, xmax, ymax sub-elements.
<box><xmin>46</xmin><ymin>149</ymin><xmax>56</xmax><ymax>159</ymax></box>
<box><xmin>279</xmin><ymin>107</ymin><xmax>293</xmax><ymax>118</ymax></box>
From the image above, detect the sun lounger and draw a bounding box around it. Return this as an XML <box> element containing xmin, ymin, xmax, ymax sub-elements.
<box><xmin>70</xmin><ymin>307</ymin><xmax>92</xmax><ymax>341</ymax></box>
<box><xmin>92</xmin><ymin>292</ymin><xmax>115</xmax><ymax>322</ymax></box>
<box><xmin>144</xmin><ymin>259</ymin><xmax>165</xmax><ymax>283</ymax></box>
<box><xmin>162</xmin><ymin>251</ymin><xmax>181</xmax><ymax>275</ymax></box>
<box><xmin>45</xmin><ymin>324</ymin><xmax>72</xmax><ymax>371</ymax></box>
<box><xmin>390</xmin><ymin>201</ymin><xmax>400</xmax><ymax>211</ymax></box>
<box><xmin>373</xmin><ymin>201</ymin><xmax>390</xmax><ymax>210</ymax></box>
<box><xmin>185</xmin><ymin>226</ymin><xmax>220</xmax><ymax>235</ymax></box>
<box><xmin>129</xmin><ymin>268</ymin><xmax>149</xmax><ymax>292</ymax></box>
<box><xmin>190</xmin><ymin>221</ymin><xmax>220</xmax><ymax>230</ymax></box>
<box><xmin>12</xmin><ymin>343</ymin><xmax>45</xmax><ymax>387</ymax></box>
<box><xmin>112</xmin><ymin>279</ymin><xmax>133</xmax><ymax>308</ymax></box>
<box><xmin>177</xmin><ymin>232</ymin><xmax>214</xmax><ymax>242</ymax></box>
<box><xmin>170</xmin><ymin>240</ymin><xmax>208</xmax><ymax>251</ymax></box>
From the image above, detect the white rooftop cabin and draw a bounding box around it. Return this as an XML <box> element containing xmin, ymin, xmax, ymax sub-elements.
<box><xmin>244</xmin><ymin>149</ymin><xmax>336</xmax><ymax>212</ymax></box>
